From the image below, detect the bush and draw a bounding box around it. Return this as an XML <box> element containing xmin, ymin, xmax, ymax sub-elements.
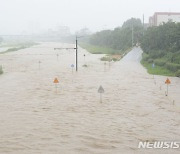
<box><xmin>112</xmin><ymin>58</ymin><xmax>118</xmax><ymax>61</ymax></box>
<box><xmin>149</xmin><ymin>50</ymin><xmax>165</xmax><ymax>59</ymax></box>
<box><xmin>172</xmin><ymin>51</ymin><xmax>180</xmax><ymax>64</ymax></box>
<box><xmin>147</xmin><ymin>59</ymin><xmax>154</xmax><ymax>63</ymax></box>
<box><xmin>154</xmin><ymin>59</ymin><xmax>166</xmax><ymax>66</ymax></box>
<box><xmin>142</xmin><ymin>53</ymin><xmax>149</xmax><ymax>61</ymax></box>
<box><xmin>100</xmin><ymin>56</ymin><xmax>111</xmax><ymax>61</ymax></box>
<box><xmin>165</xmin><ymin>63</ymin><xmax>180</xmax><ymax>72</ymax></box>
<box><xmin>82</xmin><ymin>64</ymin><xmax>88</xmax><ymax>67</ymax></box>
<box><xmin>175</xmin><ymin>70</ymin><xmax>180</xmax><ymax>77</ymax></box>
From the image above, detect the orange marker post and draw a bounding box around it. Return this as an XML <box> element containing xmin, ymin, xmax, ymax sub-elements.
<box><xmin>54</xmin><ymin>78</ymin><xmax>59</xmax><ymax>93</ymax></box>
<box><xmin>165</xmin><ymin>78</ymin><xmax>171</xmax><ymax>96</ymax></box>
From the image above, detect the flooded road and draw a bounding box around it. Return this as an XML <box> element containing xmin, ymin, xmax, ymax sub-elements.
<box><xmin>0</xmin><ymin>42</ymin><xmax>179</xmax><ymax>154</ymax></box>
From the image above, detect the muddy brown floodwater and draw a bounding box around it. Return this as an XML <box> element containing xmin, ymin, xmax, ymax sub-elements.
<box><xmin>0</xmin><ymin>42</ymin><xmax>179</xmax><ymax>154</ymax></box>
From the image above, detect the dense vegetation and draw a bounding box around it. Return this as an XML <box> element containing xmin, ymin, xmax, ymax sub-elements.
<box><xmin>88</xmin><ymin>18</ymin><xmax>143</xmax><ymax>52</ymax></box>
<box><xmin>81</xmin><ymin>18</ymin><xmax>180</xmax><ymax>76</ymax></box>
<box><xmin>141</xmin><ymin>22</ymin><xmax>180</xmax><ymax>77</ymax></box>
<box><xmin>0</xmin><ymin>42</ymin><xmax>38</xmax><ymax>54</ymax></box>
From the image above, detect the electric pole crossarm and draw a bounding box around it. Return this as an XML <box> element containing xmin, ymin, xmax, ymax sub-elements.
<box><xmin>54</xmin><ymin>35</ymin><xmax>82</xmax><ymax>72</ymax></box>
<box><xmin>54</xmin><ymin>48</ymin><xmax>76</xmax><ymax>50</ymax></box>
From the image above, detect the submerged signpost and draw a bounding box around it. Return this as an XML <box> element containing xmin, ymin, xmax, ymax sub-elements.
<box><xmin>54</xmin><ymin>36</ymin><xmax>83</xmax><ymax>72</ymax></box>
<box><xmin>38</xmin><ymin>61</ymin><xmax>41</xmax><ymax>70</ymax></box>
<box><xmin>53</xmin><ymin>77</ymin><xmax>59</xmax><ymax>93</ymax></box>
<box><xmin>152</xmin><ymin>63</ymin><xmax>156</xmax><ymax>84</ymax></box>
<box><xmin>71</xmin><ymin>64</ymin><xmax>74</xmax><ymax>74</ymax></box>
<box><xmin>104</xmin><ymin>62</ymin><xmax>106</xmax><ymax>71</ymax></box>
<box><xmin>152</xmin><ymin>63</ymin><xmax>155</xmax><ymax>79</ymax></box>
<box><xmin>152</xmin><ymin>63</ymin><xmax>155</xmax><ymax>68</ymax></box>
<box><xmin>56</xmin><ymin>54</ymin><xmax>59</xmax><ymax>61</ymax></box>
<box><xmin>165</xmin><ymin>78</ymin><xmax>171</xmax><ymax>96</ymax></box>
<box><xmin>98</xmin><ymin>85</ymin><xmax>105</xmax><ymax>103</ymax></box>
<box><xmin>84</xmin><ymin>54</ymin><xmax>86</xmax><ymax>64</ymax></box>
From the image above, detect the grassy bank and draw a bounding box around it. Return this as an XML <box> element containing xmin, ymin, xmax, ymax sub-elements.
<box><xmin>79</xmin><ymin>43</ymin><xmax>131</xmax><ymax>61</ymax></box>
<box><xmin>141</xmin><ymin>53</ymin><xmax>179</xmax><ymax>77</ymax></box>
<box><xmin>140</xmin><ymin>22</ymin><xmax>180</xmax><ymax>77</ymax></box>
<box><xmin>79</xmin><ymin>43</ymin><xmax>121</xmax><ymax>54</ymax></box>
<box><xmin>141</xmin><ymin>59</ymin><xmax>175</xmax><ymax>76</ymax></box>
<box><xmin>0</xmin><ymin>42</ymin><xmax>38</xmax><ymax>75</ymax></box>
<box><xmin>0</xmin><ymin>42</ymin><xmax>38</xmax><ymax>54</ymax></box>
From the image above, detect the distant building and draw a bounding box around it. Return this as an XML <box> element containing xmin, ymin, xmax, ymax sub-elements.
<box><xmin>57</xmin><ymin>26</ymin><xmax>71</xmax><ymax>37</ymax></box>
<box><xmin>149</xmin><ymin>12</ymin><xmax>180</xmax><ymax>26</ymax></box>
<box><xmin>45</xmin><ymin>26</ymin><xmax>71</xmax><ymax>38</ymax></box>
<box><xmin>76</xmin><ymin>28</ymin><xmax>91</xmax><ymax>36</ymax></box>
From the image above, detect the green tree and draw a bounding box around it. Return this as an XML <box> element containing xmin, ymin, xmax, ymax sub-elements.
<box><xmin>89</xmin><ymin>18</ymin><xmax>143</xmax><ymax>51</ymax></box>
<box><xmin>122</xmin><ymin>18</ymin><xmax>142</xmax><ymax>28</ymax></box>
<box><xmin>141</xmin><ymin>22</ymin><xmax>180</xmax><ymax>75</ymax></box>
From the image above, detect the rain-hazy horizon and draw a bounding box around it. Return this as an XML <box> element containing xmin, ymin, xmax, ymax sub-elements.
<box><xmin>0</xmin><ymin>0</ymin><xmax>179</xmax><ymax>35</ymax></box>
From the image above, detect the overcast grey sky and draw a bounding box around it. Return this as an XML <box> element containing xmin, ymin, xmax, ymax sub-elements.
<box><xmin>0</xmin><ymin>0</ymin><xmax>179</xmax><ymax>34</ymax></box>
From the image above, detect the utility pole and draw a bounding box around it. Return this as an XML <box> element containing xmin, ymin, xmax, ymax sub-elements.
<box><xmin>54</xmin><ymin>36</ymin><xmax>84</xmax><ymax>72</ymax></box>
<box><xmin>132</xmin><ymin>24</ymin><xmax>134</xmax><ymax>47</ymax></box>
<box><xmin>54</xmin><ymin>37</ymin><xmax>78</xmax><ymax>72</ymax></box>
<box><xmin>75</xmin><ymin>36</ymin><xmax>78</xmax><ymax>71</ymax></box>
<box><xmin>75</xmin><ymin>35</ymin><xmax>84</xmax><ymax>71</ymax></box>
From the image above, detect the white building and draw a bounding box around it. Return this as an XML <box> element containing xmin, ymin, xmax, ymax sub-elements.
<box><xmin>149</xmin><ymin>12</ymin><xmax>180</xmax><ymax>26</ymax></box>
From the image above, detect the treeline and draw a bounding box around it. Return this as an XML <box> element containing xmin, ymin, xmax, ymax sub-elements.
<box><xmin>83</xmin><ymin>18</ymin><xmax>180</xmax><ymax>76</ymax></box>
<box><xmin>89</xmin><ymin>18</ymin><xmax>143</xmax><ymax>51</ymax></box>
<box><xmin>141</xmin><ymin>22</ymin><xmax>180</xmax><ymax>76</ymax></box>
